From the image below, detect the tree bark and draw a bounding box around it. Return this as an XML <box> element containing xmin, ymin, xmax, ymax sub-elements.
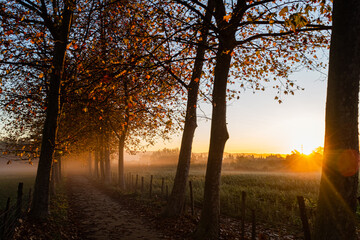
<box><xmin>313</xmin><ymin>1</ymin><xmax>360</xmax><ymax>240</ymax></box>
<box><xmin>116</xmin><ymin>76</ymin><xmax>130</xmax><ymax>189</ymax></box>
<box><xmin>99</xmin><ymin>134</ymin><xmax>105</xmax><ymax>181</ymax></box>
<box><xmin>50</xmin><ymin>163</ymin><xmax>56</xmax><ymax>196</ymax></box>
<box><xmin>29</xmin><ymin>1</ymin><xmax>73</xmax><ymax>219</ymax></box>
<box><xmin>104</xmin><ymin>132</ymin><xmax>111</xmax><ymax>183</ymax></box>
<box><xmin>58</xmin><ymin>154</ymin><xmax>62</xmax><ymax>180</ymax></box>
<box><xmin>52</xmin><ymin>151</ymin><xmax>60</xmax><ymax>184</ymax></box>
<box><xmin>54</xmin><ymin>161</ymin><xmax>60</xmax><ymax>184</ymax></box>
<box><xmin>88</xmin><ymin>151</ymin><xmax>92</xmax><ymax>176</ymax></box>
<box><xmin>30</xmin><ymin>37</ymin><xmax>71</xmax><ymax>219</ymax></box>
<box><xmin>193</xmin><ymin>39</ymin><xmax>234</xmax><ymax>239</ymax></box>
<box><xmin>118</xmin><ymin>136</ymin><xmax>126</xmax><ymax>189</ymax></box>
<box><xmin>162</xmin><ymin>0</ymin><xmax>214</xmax><ymax>217</ymax></box>
<box><xmin>94</xmin><ymin>147</ymin><xmax>100</xmax><ymax>179</ymax></box>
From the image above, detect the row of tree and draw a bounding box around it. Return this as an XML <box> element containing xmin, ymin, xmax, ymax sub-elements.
<box><xmin>1</xmin><ymin>0</ymin><xmax>359</xmax><ymax>239</ymax></box>
<box><xmin>145</xmin><ymin>148</ymin><xmax>322</xmax><ymax>172</ymax></box>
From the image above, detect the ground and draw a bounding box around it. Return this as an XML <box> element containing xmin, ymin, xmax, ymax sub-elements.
<box><xmin>68</xmin><ymin>175</ymin><xmax>164</xmax><ymax>240</ymax></box>
<box><xmin>12</xmin><ymin>175</ymin><xmax>307</xmax><ymax>240</ymax></box>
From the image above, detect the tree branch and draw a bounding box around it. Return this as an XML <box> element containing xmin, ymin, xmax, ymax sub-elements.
<box><xmin>236</xmin><ymin>26</ymin><xmax>331</xmax><ymax>45</ymax></box>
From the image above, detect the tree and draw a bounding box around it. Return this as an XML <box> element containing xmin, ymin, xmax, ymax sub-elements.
<box><xmin>155</xmin><ymin>0</ymin><xmax>331</xmax><ymax>225</ymax></box>
<box><xmin>54</xmin><ymin>0</ymin><xmax>182</xmax><ymax>188</ymax></box>
<box><xmin>29</xmin><ymin>1</ymin><xmax>73</xmax><ymax>219</ymax></box>
<box><xmin>162</xmin><ymin>0</ymin><xmax>215</xmax><ymax>217</ymax></box>
<box><xmin>313</xmin><ymin>1</ymin><xmax>360</xmax><ymax>239</ymax></box>
<box><xmin>0</xmin><ymin>0</ymin><xmax>76</xmax><ymax>219</ymax></box>
<box><xmin>170</xmin><ymin>0</ymin><xmax>331</xmax><ymax>238</ymax></box>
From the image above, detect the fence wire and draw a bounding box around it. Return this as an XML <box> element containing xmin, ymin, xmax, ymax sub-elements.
<box><xmin>0</xmin><ymin>184</ymin><xmax>31</xmax><ymax>240</ymax></box>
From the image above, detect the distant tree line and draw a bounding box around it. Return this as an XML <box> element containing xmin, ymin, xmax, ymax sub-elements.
<box><xmin>230</xmin><ymin>149</ymin><xmax>322</xmax><ymax>172</ymax></box>
<box><xmin>147</xmin><ymin>147</ymin><xmax>323</xmax><ymax>172</ymax></box>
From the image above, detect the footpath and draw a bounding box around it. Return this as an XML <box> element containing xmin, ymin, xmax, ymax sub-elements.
<box><xmin>67</xmin><ymin>175</ymin><xmax>164</xmax><ymax>240</ymax></box>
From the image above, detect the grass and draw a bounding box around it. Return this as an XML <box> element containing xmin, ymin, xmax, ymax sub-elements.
<box><xmin>0</xmin><ymin>172</ymin><xmax>36</xmax><ymax>210</ymax></box>
<box><xmin>114</xmin><ymin>165</ymin><xmax>321</xmax><ymax>233</ymax></box>
<box><xmin>218</xmin><ymin>173</ymin><xmax>320</xmax><ymax>229</ymax></box>
<box><xmin>0</xmin><ymin>166</ymin><xmax>318</xmax><ymax>235</ymax></box>
<box><xmin>46</xmin><ymin>180</ymin><xmax>74</xmax><ymax>240</ymax></box>
<box><xmin>10</xmin><ymin>178</ymin><xmax>78</xmax><ymax>240</ymax></box>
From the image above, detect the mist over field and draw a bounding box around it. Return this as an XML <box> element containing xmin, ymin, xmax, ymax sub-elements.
<box><xmin>1</xmin><ymin>0</ymin><xmax>359</xmax><ymax>239</ymax></box>
<box><xmin>0</xmin><ymin>156</ymin><xmax>37</xmax><ymax>175</ymax></box>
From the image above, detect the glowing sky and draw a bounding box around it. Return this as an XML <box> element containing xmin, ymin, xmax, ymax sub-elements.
<box><xmin>149</xmin><ymin>69</ymin><xmax>328</xmax><ymax>155</ymax></box>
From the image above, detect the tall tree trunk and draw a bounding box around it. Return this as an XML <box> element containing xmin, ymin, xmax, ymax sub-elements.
<box><xmin>313</xmin><ymin>1</ymin><xmax>360</xmax><ymax>239</ymax></box>
<box><xmin>30</xmin><ymin>41</ymin><xmax>71</xmax><ymax>219</ymax></box>
<box><xmin>54</xmin><ymin>161</ymin><xmax>60</xmax><ymax>184</ymax></box>
<box><xmin>194</xmin><ymin>40</ymin><xmax>234</xmax><ymax>239</ymax></box>
<box><xmin>118</xmin><ymin>136</ymin><xmax>126</xmax><ymax>189</ymax></box>
<box><xmin>162</xmin><ymin>0</ymin><xmax>214</xmax><ymax>217</ymax></box>
<box><xmin>94</xmin><ymin>148</ymin><xmax>100</xmax><ymax>179</ymax></box>
<box><xmin>162</xmin><ymin>82</ymin><xmax>198</xmax><ymax>216</ymax></box>
<box><xmin>104</xmin><ymin>132</ymin><xmax>111</xmax><ymax>183</ymax></box>
<box><xmin>116</xmin><ymin>76</ymin><xmax>130</xmax><ymax>189</ymax></box>
<box><xmin>50</xmin><ymin>162</ymin><xmax>56</xmax><ymax>196</ymax></box>
<box><xmin>29</xmin><ymin>2</ymin><xmax>73</xmax><ymax>219</ymax></box>
<box><xmin>57</xmin><ymin>155</ymin><xmax>62</xmax><ymax>180</ymax></box>
<box><xmin>99</xmin><ymin>134</ymin><xmax>105</xmax><ymax>181</ymax></box>
<box><xmin>88</xmin><ymin>151</ymin><xmax>92</xmax><ymax>176</ymax></box>
<box><xmin>53</xmin><ymin>151</ymin><xmax>60</xmax><ymax>183</ymax></box>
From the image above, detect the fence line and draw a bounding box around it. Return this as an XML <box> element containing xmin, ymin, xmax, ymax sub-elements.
<box><xmin>0</xmin><ymin>182</ymin><xmax>31</xmax><ymax>240</ymax></box>
<box><xmin>117</xmin><ymin>172</ymin><xmax>312</xmax><ymax>240</ymax></box>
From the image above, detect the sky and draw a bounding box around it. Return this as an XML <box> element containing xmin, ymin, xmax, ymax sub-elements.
<box><xmin>0</xmin><ymin>63</ymin><xmax>328</xmax><ymax>156</ymax></box>
<box><xmin>0</xmin><ymin>67</ymin><xmax>328</xmax><ymax>156</ymax></box>
<box><xmin>149</xmin><ymin>68</ymin><xmax>328</xmax><ymax>155</ymax></box>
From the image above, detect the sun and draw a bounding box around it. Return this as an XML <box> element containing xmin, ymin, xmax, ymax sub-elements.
<box><xmin>301</xmin><ymin>144</ymin><xmax>314</xmax><ymax>155</ymax></box>
<box><xmin>289</xmin><ymin>122</ymin><xmax>324</xmax><ymax>155</ymax></box>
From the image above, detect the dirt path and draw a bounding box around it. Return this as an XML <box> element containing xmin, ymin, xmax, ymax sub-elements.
<box><xmin>67</xmin><ymin>175</ymin><xmax>165</xmax><ymax>240</ymax></box>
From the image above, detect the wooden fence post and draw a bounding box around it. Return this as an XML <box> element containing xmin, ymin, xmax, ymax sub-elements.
<box><xmin>149</xmin><ymin>175</ymin><xmax>153</xmax><ymax>198</ymax></box>
<box><xmin>189</xmin><ymin>181</ymin><xmax>194</xmax><ymax>215</ymax></box>
<box><xmin>297</xmin><ymin>196</ymin><xmax>311</xmax><ymax>240</ymax></box>
<box><xmin>161</xmin><ymin>178</ymin><xmax>164</xmax><ymax>196</ymax></box>
<box><xmin>16</xmin><ymin>182</ymin><xmax>23</xmax><ymax>218</ymax></box>
<box><xmin>241</xmin><ymin>191</ymin><xmax>246</xmax><ymax>240</ymax></box>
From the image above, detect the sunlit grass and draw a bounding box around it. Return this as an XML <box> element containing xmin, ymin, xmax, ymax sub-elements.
<box><xmin>116</xmin><ymin>165</ymin><xmax>321</xmax><ymax>232</ymax></box>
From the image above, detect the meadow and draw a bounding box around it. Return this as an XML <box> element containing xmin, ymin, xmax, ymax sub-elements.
<box><xmin>0</xmin><ymin>161</ymin><xmax>353</xmax><ymax>235</ymax></box>
<box><xmin>0</xmin><ymin>172</ymin><xmax>36</xmax><ymax>211</ymax></box>
<box><xmin>116</xmin><ymin>164</ymin><xmax>322</xmax><ymax>233</ymax></box>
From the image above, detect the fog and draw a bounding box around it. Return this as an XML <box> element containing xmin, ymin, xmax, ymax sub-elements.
<box><xmin>0</xmin><ymin>155</ymin><xmax>37</xmax><ymax>176</ymax></box>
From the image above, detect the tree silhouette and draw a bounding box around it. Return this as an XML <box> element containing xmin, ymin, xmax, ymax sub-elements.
<box><xmin>314</xmin><ymin>0</ymin><xmax>360</xmax><ymax>239</ymax></box>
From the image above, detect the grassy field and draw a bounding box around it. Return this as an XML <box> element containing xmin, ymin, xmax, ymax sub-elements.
<box><xmin>115</xmin><ymin>165</ymin><xmax>321</xmax><ymax>233</ymax></box>
<box><xmin>0</xmin><ymin>172</ymin><xmax>36</xmax><ymax>210</ymax></box>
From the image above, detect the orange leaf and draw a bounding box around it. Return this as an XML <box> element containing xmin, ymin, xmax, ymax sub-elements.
<box><xmin>223</xmin><ymin>15</ymin><xmax>231</xmax><ymax>22</ymax></box>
